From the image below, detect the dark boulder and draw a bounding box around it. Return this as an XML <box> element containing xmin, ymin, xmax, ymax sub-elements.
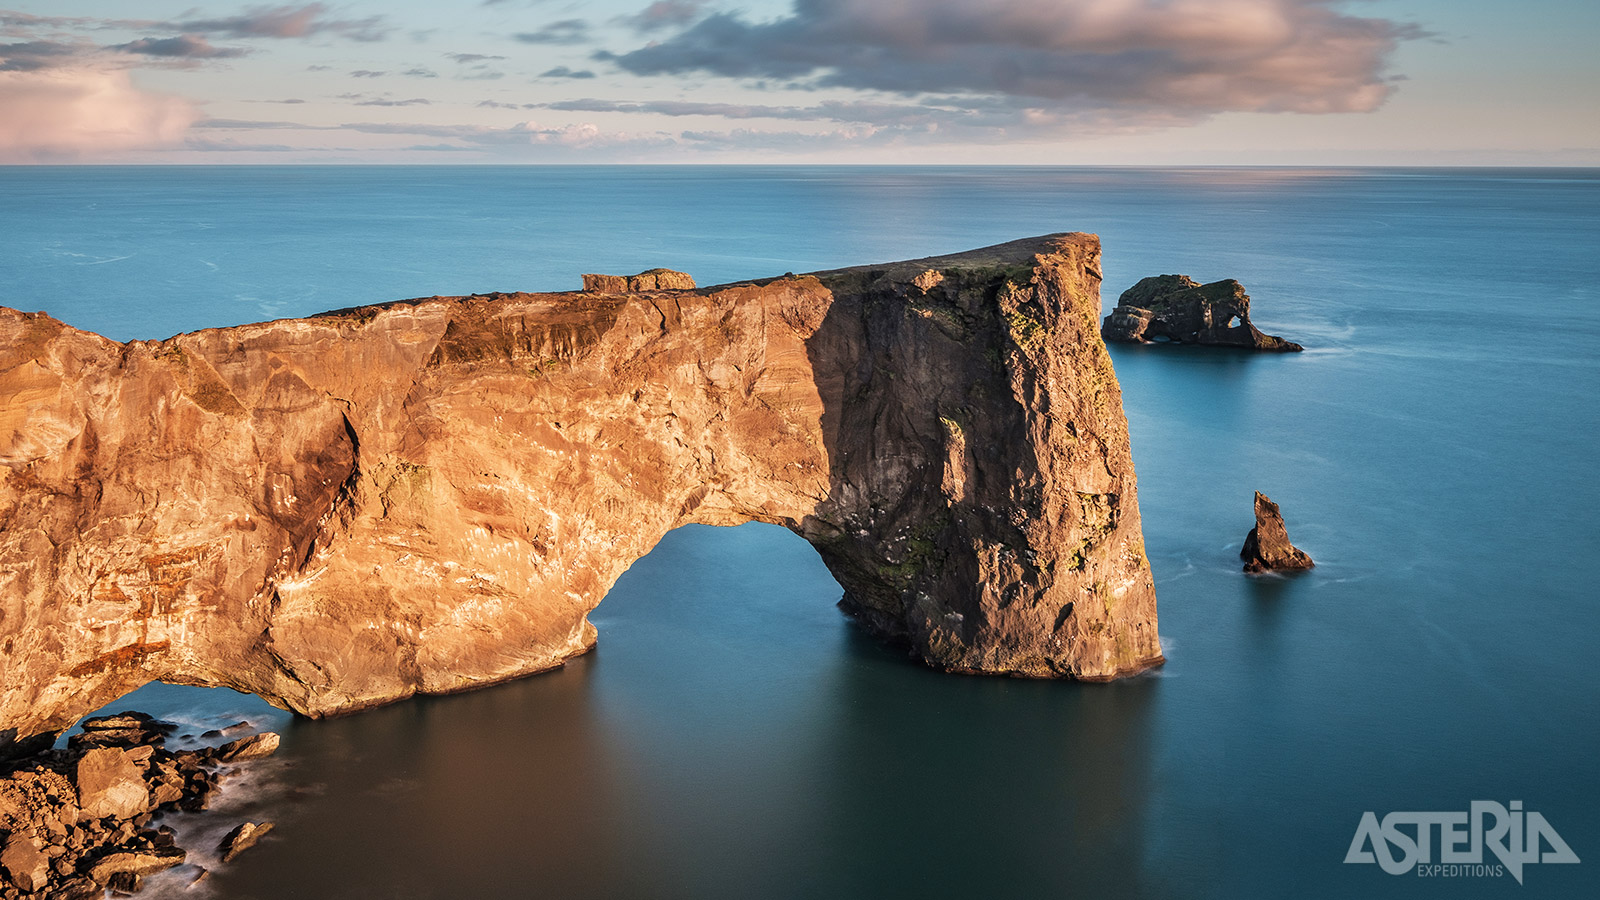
<box><xmin>1103</xmin><ymin>274</ymin><xmax>1302</xmax><ymax>351</ymax></box>
<box><xmin>1241</xmin><ymin>492</ymin><xmax>1315</xmax><ymax>573</ymax></box>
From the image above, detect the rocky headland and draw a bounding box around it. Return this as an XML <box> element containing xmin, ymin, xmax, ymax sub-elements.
<box><xmin>0</xmin><ymin>233</ymin><xmax>1163</xmax><ymax>757</ymax></box>
<box><xmin>0</xmin><ymin>712</ymin><xmax>278</xmax><ymax>898</ymax></box>
<box><xmin>1101</xmin><ymin>274</ymin><xmax>1303</xmax><ymax>351</ymax></box>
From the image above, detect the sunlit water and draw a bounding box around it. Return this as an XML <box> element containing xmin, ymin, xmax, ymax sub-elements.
<box><xmin>4</xmin><ymin>166</ymin><xmax>1596</xmax><ymax>898</ymax></box>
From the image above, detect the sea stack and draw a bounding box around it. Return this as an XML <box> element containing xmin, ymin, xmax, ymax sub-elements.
<box><xmin>0</xmin><ymin>234</ymin><xmax>1163</xmax><ymax>756</ymax></box>
<box><xmin>1102</xmin><ymin>274</ymin><xmax>1302</xmax><ymax>351</ymax></box>
<box><xmin>1240</xmin><ymin>492</ymin><xmax>1315</xmax><ymax>573</ymax></box>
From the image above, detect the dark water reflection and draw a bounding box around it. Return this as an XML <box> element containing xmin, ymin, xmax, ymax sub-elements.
<box><xmin>100</xmin><ymin>524</ymin><xmax>1167</xmax><ymax>900</ymax></box>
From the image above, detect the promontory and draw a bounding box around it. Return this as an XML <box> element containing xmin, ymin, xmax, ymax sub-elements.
<box><xmin>0</xmin><ymin>234</ymin><xmax>1162</xmax><ymax>756</ymax></box>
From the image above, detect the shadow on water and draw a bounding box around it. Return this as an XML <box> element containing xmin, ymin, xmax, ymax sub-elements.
<box><xmin>69</xmin><ymin>522</ymin><xmax>1172</xmax><ymax>900</ymax></box>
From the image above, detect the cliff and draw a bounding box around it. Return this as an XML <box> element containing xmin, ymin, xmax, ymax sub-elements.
<box><xmin>0</xmin><ymin>234</ymin><xmax>1162</xmax><ymax>755</ymax></box>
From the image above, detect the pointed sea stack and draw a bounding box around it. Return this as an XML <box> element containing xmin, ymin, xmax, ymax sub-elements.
<box><xmin>1241</xmin><ymin>492</ymin><xmax>1315</xmax><ymax>573</ymax></box>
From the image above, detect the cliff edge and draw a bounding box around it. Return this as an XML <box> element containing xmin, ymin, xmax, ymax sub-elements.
<box><xmin>0</xmin><ymin>234</ymin><xmax>1162</xmax><ymax>755</ymax></box>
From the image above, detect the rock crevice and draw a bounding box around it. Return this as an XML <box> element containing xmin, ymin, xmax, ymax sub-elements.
<box><xmin>0</xmin><ymin>234</ymin><xmax>1162</xmax><ymax>754</ymax></box>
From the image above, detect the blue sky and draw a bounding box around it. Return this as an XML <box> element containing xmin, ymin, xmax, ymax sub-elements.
<box><xmin>1</xmin><ymin>0</ymin><xmax>1596</xmax><ymax>163</ymax></box>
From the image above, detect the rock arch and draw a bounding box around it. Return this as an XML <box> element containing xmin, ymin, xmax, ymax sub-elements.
<box><xmin>0</xmin><ymin>234</ymin><xmax>1162</xmax><ymax>755</ymax></box>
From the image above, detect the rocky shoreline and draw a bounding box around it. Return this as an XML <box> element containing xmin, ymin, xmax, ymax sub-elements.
<box><xmin>0</xmin><ymin>712</ymin><xmax>278</xmax><ymax>898</ymax></box>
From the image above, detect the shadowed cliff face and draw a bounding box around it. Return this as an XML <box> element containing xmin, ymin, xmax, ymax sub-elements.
<box><xmin>0</xmin><ymin>234</ymin><xmax>1161</xmax><ymax>754</ymax></box>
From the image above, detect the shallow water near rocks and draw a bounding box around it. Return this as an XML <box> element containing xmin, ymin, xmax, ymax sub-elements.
<box><xmin>11</xmin><ymin>166</ymin><xmax>1598</xmax><ymax>898</ymax></box>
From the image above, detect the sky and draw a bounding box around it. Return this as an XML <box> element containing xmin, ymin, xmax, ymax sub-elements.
<box><xmin>1</xmin><ymin>0</ymin><xmax>1596</xmax><ymax>164</ymax></box>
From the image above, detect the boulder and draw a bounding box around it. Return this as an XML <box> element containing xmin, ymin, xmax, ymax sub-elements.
<box><xmin>218</xmin><ymin>822</ymin><xmax>274</xmax><ymax>863</ymax></box>
<box><xmin>85</xmin><ymin>847</ymin><xmax>186</xmax><ymax>884</ymax></box>
<box><xmin>215</xmin><ymin>732</ymin><xmax>280</xmax><ymax>762</ymax></box>
<box><xmin>1241</xmin><ymin>492</ymin><xmax>1315</xmax><ymax>573</ymax></box>
<box><xmin>51</xmin><ymin>876</ymin><xmax>104</xmax><ymax>900</ymax></box>
<box><xmin>0</xmin><ymin>833</ymin><xmax>51</xmax><ymax>892</ymax></box>
<box><xmin>79</xmin><ymin>712</ymin><xmax>170</xmax><ymax>734</ymax></box>
<box><xmin>1102</xmin><ymin>274</ymin><xmax>1302</xmax><ymax>351</ymax></box>
<box><xmin>76</xmin><ymin>748</ymin><xmax>151</xmax><ymax>821</ymax></box>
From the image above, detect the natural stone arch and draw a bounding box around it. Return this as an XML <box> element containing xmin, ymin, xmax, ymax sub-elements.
<box><xmin>0</xmin><ymin>234</ymin><xmax>1162</xmax><ymax>755</ymax></box>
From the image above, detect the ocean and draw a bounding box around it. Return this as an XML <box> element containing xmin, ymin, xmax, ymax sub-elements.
<box><xmin>5</xmin><ymin>166</ymin><xmax>1597</xmax><ymax>898</ymax></box>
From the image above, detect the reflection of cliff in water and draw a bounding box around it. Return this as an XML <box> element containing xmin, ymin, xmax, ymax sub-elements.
<box><xmin>67</xmin><ymin>522</ymin><xmax>1168</xmax><ymax>899</ymax></box>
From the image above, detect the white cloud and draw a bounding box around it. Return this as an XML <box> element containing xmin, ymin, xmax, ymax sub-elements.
<box><xmin>0</xmin><ymin>67</ymin><xmax>196</xmax><ymax>161</ymax></box>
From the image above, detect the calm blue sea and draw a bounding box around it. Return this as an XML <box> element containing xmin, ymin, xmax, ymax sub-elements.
<box><xmin>4</xmin><ymin>166</ymin><xmax>1597</xmax><ymax>899</ymax></box>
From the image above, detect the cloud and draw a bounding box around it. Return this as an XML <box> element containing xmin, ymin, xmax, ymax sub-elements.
<box><xmin>194</xmin><ymin>118</ymin><xmax>313</xmax><ymax>128</ymax></box>
<box><xmin>446</xmin><ymin>53</ymin><xmax>506</xmax><ymax>64</ymax></box>
<box><xmin>604</xmin><ymin>0</ymin><xmax>1422</xmax><ymax>118</ymax></box>
<box><xmin>540</xmin><ymin>97</ymin><xmax>963</xmax><ymax>124</ymax></box>
<box><xmin>403</xmin><ymin>67</ymin><xmax>438</xmax><ymax>78</ymax></box>
<box><xmin>350</xmin><ymin>69</ymin><xmax>386</xmax><ymax>78</ymax></box>
<box><xmin>618</xmin><ymin>1</ymin><xmax>709</xmax><ymax>33</ymax></box>
<box><xmin>539</xmin><ymin>66</ymin><xmax>595</xmax><ymax>79</ymax></box>
<box><xmin>184</xmin><ymin>137</ymin><xmax>297</xmax><ymax>151</ymax></box>
<box><xmin>0</xmin><ymin>40</ymin><xmax>81</xmax><ymax>72</ymax></box>
<box><xmin>0</xmin><ymin>67</ymin><xmax>196</xmax><ymax>161</ymax></box>
<box><xmin>337</xmin><ymin>92</ymin><xmax>433</xmax><ymax>107</ymax></box>
<box><xmin>341</xmin><ymin>119</ymin><xmax>672</xmax><ymax>152</ymax></box>
<box><xmin>676</xmin><ymin>126</ymin><xmax>891</xmax><ymax>152</ymax></box>
<box><xmin>532</xmin><ymin>94</ymin><xmax>1193</xmax><ymax>138</ymax></box>
<box><xmin>515</xmin><ymin>19</ymin><xmax>590</xmax><ymax>45</ymax></box>
<box><xmin>164</xmin><ymin>4</ymin><xmax>391</xmax><ymax>42</ymax></box>
<box><xmin>112</xmin><ymin>35</ymin><xmax>249</xmax><ymax>60</ymax></box>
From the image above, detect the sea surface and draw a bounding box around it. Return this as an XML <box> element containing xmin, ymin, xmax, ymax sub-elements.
<box><xmin>4</xmin><ymin>166</ymin><xmax>1597</xmax><ymax>899</ymax></box>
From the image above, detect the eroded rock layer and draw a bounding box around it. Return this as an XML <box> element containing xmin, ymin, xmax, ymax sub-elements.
<box><xmin>0</xmin><ymin>234</ymin><xmax>1162</xmax><ymax>755</ymax></box>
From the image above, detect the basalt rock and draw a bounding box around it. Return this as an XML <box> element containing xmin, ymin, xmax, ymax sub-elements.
<box><xmin>1241</xmin><ymin>492</ymin><xmax>1315</xmax><ymax>573</ymax></box>
<box><xmin>0</xmin><ymin>233</ymin><xmax>1163</xmax><ymax>754</ymax></box>
<box><xmin>1102</xmin><ymin>274</ymin><xmax>1302</xmax><ymax>351</ymax></box>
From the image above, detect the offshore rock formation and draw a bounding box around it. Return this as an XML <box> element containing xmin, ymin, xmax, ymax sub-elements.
<box><xmin>1241</xmin><ymin>492</ymin><xmax>1315</xmax><ymax>573</ymax></box>
<box><xmin>0</xmin><ymin>234</ymin><xmax>1163</xmax><ymax>755</ymax></box>
<box><xmin>1102</xmin><ymin>275</ymin><xmax>1303</xmax><ymax>351</ymax></box>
